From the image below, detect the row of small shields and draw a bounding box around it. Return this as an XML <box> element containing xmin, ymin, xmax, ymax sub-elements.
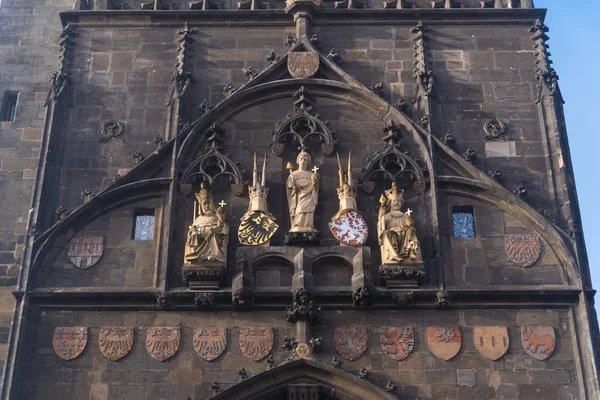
<box><xmin>54</xmin><ymin>327</ymin><xmax>271</xmax><ymax>362</ymax></box>
<box><xmin>333</xmin><ymin>326</ymin><xmax>556</xmax><ymax>362</ymax></box>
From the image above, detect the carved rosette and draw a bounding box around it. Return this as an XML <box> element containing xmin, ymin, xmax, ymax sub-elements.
<box><xmin>287</xmin><ymin>51</ymin><xmax>320</xmax><ymax>79</ymax></box>
<box><xmin>146</xmin><ymin>327</ymin><xmax>181</xmax><ymax>362</ymax></box>
<box><xmin>426</xmin><ymin>326</ymin><xmax>461</xmax><ymax>361</ymax></box>
<box><xmin>504</xmin><ymin>234</ymin><xmax>541</xmax><ymax>268</ymax></box>
<box><xmin>333</xmin><ymin>326</ymin><xmax>368</xmax><ymax>361</ymax></box>
<box><xmin>193</xmin><ymin>327</ymin><xmax>227</xmax><ymax>361</ymax></box>
<box><xmin>521</xmin><ymin>326</ymin><xmax>556</xmax><ymax>361</ymax></box>
<box><xmin>380</xmin><ymin>327</ymin><xmax>414</xmax><ymax>361</ymax></box>
<box><xmin>239</xmin><ymin>327</ymin><xmax>274</xmax><ymax>362</ymax></box>
<box><xmin>99</xmin><ymin>327</ymin><xmax>135</xmax><ymax>361</ymax></box>
<box><xmin>53</xmin><ymin>327</ymin><xmax>88</xmax><ymax>361</ymax></box>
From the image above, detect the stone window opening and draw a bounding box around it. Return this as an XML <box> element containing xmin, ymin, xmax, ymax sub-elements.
<box><xmin>132</xmin><ymin>210</ymin><xmax>155</xmax><ymax>240</ymax></box>
<box><xmin>1</xmin><ymin>91</ymin><xmax>18</xmax><ymax>122</ymax></box>
<box><xmin>452</xmin><ymin>206</ymin><xmax>475</xmax><ymax>238</ymax></box>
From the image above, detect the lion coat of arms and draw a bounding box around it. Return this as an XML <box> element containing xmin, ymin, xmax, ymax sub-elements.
<box><xmin>329</xmin><ymin>210</ymin><xmax>368</xmax><ymax>246</ymax></box>
<box><xmin>380</xmin><ymin>327</ymin><xmax>414</xmax><ymax>361</ymax></box>
<box><xmin>334</xmin><ymin>326</ymin><xmax>368</xmax><ymax>361</ymax></box>
<box><xmin>193</xmin><ymin>327</ymin><xmax>227</xmax><ymax>362</ymax></box>
<box><xmin>504</xmin><ymin>234</ymin><xmax>541</xmax><ymax>268</ymax></box>
<box><xmin>287</xmin><ymin>52</ymin><xmax>320</xmax><ymax>79</ymax></box>
<box><xmin>53</xmin><ymin>327</ymin><xmax>88</xmax><ymax>361</ymax></box>
<box><xmin>239</xmin><ymin>327</ymin><xmax>273</xmax><ymax>362</ymax></box>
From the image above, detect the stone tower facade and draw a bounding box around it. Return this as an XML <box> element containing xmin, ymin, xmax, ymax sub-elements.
<box><xmin>0</xmin><ymin>0</ymin><xmax>598</xmax><ymax>399</ymax></box>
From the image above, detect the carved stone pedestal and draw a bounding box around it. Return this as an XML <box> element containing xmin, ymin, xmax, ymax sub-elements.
<box><xmin>379</xmin><ymin>264</ymin><xmax>424</xmax><ymax>289</ymax></box>
<box><xmin>285</xmin><ymin>231</ymin><xmax>321</xmax><ymax>246</ymax></box>
<box><xmin>182</xmin><ymin>264</ymin><xmax>226</xmax><ymax>290</ymax></box>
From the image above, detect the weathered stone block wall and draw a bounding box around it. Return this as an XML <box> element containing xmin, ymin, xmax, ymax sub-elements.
<box><xmin>19</xmin><ymin>308</ymin><xmax>577</xmax><ymax>400</ymax></box>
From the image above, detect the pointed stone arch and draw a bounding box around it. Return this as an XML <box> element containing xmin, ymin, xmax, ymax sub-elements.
<box><xmin>210</xmin><ymin>359</ymin><xmax>398</xmax><ymax>400</ymax></box>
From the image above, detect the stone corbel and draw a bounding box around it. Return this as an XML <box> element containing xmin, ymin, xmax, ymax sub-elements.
<box><xmin>351</xmin><ymin>248</ymin><xmax>374</xmax><ymax>306</ymax></box>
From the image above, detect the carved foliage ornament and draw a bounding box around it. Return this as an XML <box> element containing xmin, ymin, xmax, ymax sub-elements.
<box><xmin>146</xmin><ymin>327</ymin><xmax>180</xmax><ymax>362</ymax></box>
<box><xmin>426</xmin><ymin>326</ymin><xmax>461</xmax><ymax>361</ymax></box>
<box><xmin>288</xmin><ymin>52</ymin><xmax>320</xmax><ymax>79</ymax></box>
<box><xmin>99</xmin><ymin>327</ymin><xmax>135</xmax><ymax>361</ymax></box>
<box><xmin>68</xmin><ymin>236</ymin><xmax>104</xmax><ymax>270</ymax></box>
<box><xmin>270</xmin><ymin>86</ymin><xmax>337</xmax><ymax>157</ymax></box>
<box><xmin>360</xmin><ymin>121</ymin><xmax>428</xmax><ymax>195</ymax></box>
<box><xmin>474</xmin><ymin>326</ymin><xmax>509</xmax><ymax>361</ymax></box>
<box><xmin>380</xmin><ymin>327</ymin><xmax>415</xmax><ymax>361</ymax></box>
<box><xmin>333</xmin><ymin>326</ymin><xmax>368</xmax><ymax>361</ymax></box>
<box><xmin>239</xmin><ymin>327</ymin><xmax>274</xmax><ymax>362</ymax></box>
<box><xmin>193</xmin><ymin>327</ymin><xmax>227</xmax><ymax>361</ymax></box>
<box><xmin>504</xmin><ymin>234</ymin><xmax>541</xmax><ymax>268</ymax></box>
<box><xmin>180</xmin><ymin>123</ymin><xmax>245</xmax><ymax>197</ymax></box>
<box><xmin>53</xmin><ymin>327</ymin><xmax>88</xmax><ymax>361</ymax></box>
<box><xmin>521</xmin><ymin>326</ymin><xmax>555</xmax><ymax>361</ymax></box>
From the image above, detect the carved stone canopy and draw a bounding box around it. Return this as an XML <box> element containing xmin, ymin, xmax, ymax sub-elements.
<box><xmin>270</xmin><ymin>86</ymin><xmax>337</xmax><ymax>156</ymax></box>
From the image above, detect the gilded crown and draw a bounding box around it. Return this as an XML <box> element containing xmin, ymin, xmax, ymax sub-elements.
<box><xmin>385</xmin><ymin>182</ymin><xmax>404</xmax><ymax>202</ymax></box>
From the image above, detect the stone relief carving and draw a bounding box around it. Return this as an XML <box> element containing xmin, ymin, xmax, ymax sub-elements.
<box><xmin>474</xmin><ymin>326</ymin><xmax>509</xmax><ymax>361</ymax></box>
<box><xmin>238</xmin><ymin>153</ymin><xmax>278</xmax><ymax>246</ymax></box>
<box><xmin>521</xmin><ymin>326</ymin><xmax>556</xmax><ymax>360</ymax></box>
<box><xmin>288</xmin><ymin>52</ymin><xmax>320</xmax><ymax>79</ymax></box>
<box><xmin>286</xmin><ymin>288</ymin><xmax>319</xmax><ymax>323</ymax></box>
<box><xmin>239</xmin><ymin>327</ymin><xmax>274</xmax><ymax>362</ymax></box>
<box><xmin>99</xmin><ymin>327</ymin><xmax>135</xmax><ymax>361</ymax></box>
<box><xmin>67</xmin><ymin>236</ymin><xmax>104</xmax><ymax>270</ymax></box>
<box><xmin>53</xmin><ymin>327</ymin><xmax>88</xmax><ymax>361</ymax></box>
<box><xmin>426</xmin><ymin>326</ymin><xmax>461</xmax><ymax>361</ymax></box>
<box><xmin>333</xmin><ymin>326</ymin><xmax>368</xmax><ymax>361</ymax></box>
<box><xmin>504</xmin><ymin>234</ymin><xmax>541</xmax><ymax>268</ymax></box>
<box><xmin>146</xmin><ymin>327</ymin><xmax>180</xmax><ymax>362</ymax></box>
<box><xmin>483</xmin><ymin>118</ymin><xmax>508</xmax><ymax>141</ymax></box>
<box><xmin>193</xmin><ymin>327</ymin><xmax>227</xmax><ymax>361</ymax></box>
<box><xmin>98</xmin><ymin>120</ymin><xmax>124</xmax><ymax>144</ymax></box>
<box><xmin>380</xmin><ymin>327</ymin><xmax>415</xmax><ymax>361</ymax></box>
<box><xmin>329</xmin><ymin>153</ymin><xmax>368</xmax><ymax>246</ymax></box>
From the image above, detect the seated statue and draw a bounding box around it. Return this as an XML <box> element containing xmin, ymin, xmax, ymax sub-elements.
<box><xmin>377</xmin><ymin>182</ymin><xmax>422</xmax><ymax>265</ymax></box>
<box><xmin>185</xmin><ymin>184</ymin><xmax>228</xmax><ymax>266</ymax></box>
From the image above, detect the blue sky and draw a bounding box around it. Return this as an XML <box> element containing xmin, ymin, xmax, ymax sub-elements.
<box><xmin>537</xmin><ymin>0</ymin><xmax>600</xmax><ymax>290</ymax></box>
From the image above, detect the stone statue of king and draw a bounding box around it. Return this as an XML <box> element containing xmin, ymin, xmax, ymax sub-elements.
<box><xmin>286</xmin><ymin>150</ymin><xmax>320</xmax><ymax>233</ymax></box>
<box><xmin>185</xmin><ymin>184</ymin><xmax>229</xmax><ymax>267</ymax></box>
<box><xmin>377</xmin><ymin>182</ymin><xmax>422</xmax><ymax>265</ymax></box>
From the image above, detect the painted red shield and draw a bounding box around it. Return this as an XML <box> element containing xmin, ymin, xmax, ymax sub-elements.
<box><xmin>380</xmin><ymin>327</ymin><xmax>415</xmax><ymax>361</ymax></box>
<box><xmin>53</xmin><ymin>327</ymin><xmax>88</xmax><ymax>361</ymax></box>
<box><xmin>521</xmin><ymin>326</ymin><xmax>556</xmax><ymax>360</ymax></box>
<box><xmin>67</xmin><ymin>236</ymin><xmax>104</xmax><ymax>270</ymax></box>
<box><xmin>146</xmin><ymin>327</ymin><xmax>180</xmax><ymax>362</ymax></box>
<box><xmin>193</xmin><ymin>327</ymin><xmax>227</xmax><ymax>362</ymax></box>
<box><xmin>239</xmin><ymin>327</ymin><xmax>273</xmax><ymax>362</ymax></box>
<box><xmin>427</xmin><ymin>326</ymin><xmax>462</xmax><ymax>361</ymax></box>
<box><xmin>334</xmin><ymin>326</ymin><xmax>368</xmax><ymax>361</ymax></box>
<box><xmin>328</xmin><ymin>211</ymin><xmax>368</xmax><ymax>246</ymax></box>
<box><xmin>505</xmin><ymin>234</ymin><xmax>541</xmax><ymax>268</ymax></box>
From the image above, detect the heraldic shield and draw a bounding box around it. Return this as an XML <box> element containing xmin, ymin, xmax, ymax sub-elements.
<box><xmin>53</xmin><ymin>327</ymin><xmax>88</xmax><ymax>361</ymax></box>
<box><xmin>474</xmin><ymin>326</ymin><xmax>509</xmax><ymax>361</ymax></box>
<box><xmin>99</xmin><ymin>326</ymin><xmax>135</xmax><ymax>361</ymax></box>
<box><xmin>238</xmin><ymin>211</ymin><xmax>279</xmax><ymax>246</ymax></box>
<box><xmin>334</xmin><ymin>326</ymin><xmax>368</xmax><ymax>361</ymax></box>
<box><xmin>287</xmin><ymin>52</ymin><xmax>320</xmax><ymax>79</ymax></box>
<box><xmin>146</xmin><ymin>327</ymin><xmax>180</xmax><ymax>362</ymax></box>
<box><xmin>380</xmin><ymin>327</ymin><xmax>415</xmax><ymax>361</ymax></box>
<box><xmin>427</xmin><ymin>326</ymin><xmax>462</xmax><ymax>361</ymax></box>
<box><xmin>193</xmin><ymin>327</ymin><xmax>227</xmax><ymax>361</ymax></box>
<box><xmin>329</xmin><ymin>210</ymin><xmax>368</xmax><ymax>246</ymax></box>
<box><xmin>521</xmin><ymin>326</ymin><xmax>556</xmax><ymax>360</ymax></box>
<box><xmin>68</xmin><ymin>236</ymin><xmax>104</xmax><ymax>270</ymax></box>
<box><xmin>505</xmin><ymin>234</ymin><xmax>541</xmax><ymax>268</ymax></box>
<box><xmin>239</xmin><ymin>327</ymin><xmax>273</xmax><ymax>362</ymax></box>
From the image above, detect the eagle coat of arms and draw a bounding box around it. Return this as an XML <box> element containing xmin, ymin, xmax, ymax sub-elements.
<box><xmin>99</xmin><ymin>326</ymin><xmax>135</xmax><ymax>361</ymax></box>
<box><xmin>427</xmin><ymin>326</ymin><xmax>462</xmax><ymax>361</ymax></box>
<box><xmin>67</xmin><ymin>236</ymin><xmax>104</xmax><ymax>270</ymax></box>
<box><xmin>193</xmin><ymin>327</ymin><xmax>227</xmax><ymax>361</ymax></box>
<box><xmin>287</xmin><ymin>52</ymin><xmax>320</xmax><ymax>79</ymax></box>
<box><xmin>239</xmin><ymin>327</ymin><xmax>273</xmax><ymax>362</ymax></box>
<box><xmin>146</xmin><ymin>327</ymin><xmax>180</xmax><ymax>362</ymax></box>
<box><xmin>329</xmin><ymin>210</ymin><xmax>368</xmax><ymax>246</ymax></box>
<box><xmin>504</xmin><ymin>234</ymin><xmax>541</xmax><ymax>268</ymax></box>
<box><xmin>334</xmin><ymin>326</ymin><xmax>368</xmax><ymax>361</ymax></box>
<box><xmin>238</xmin><ymin>211</ymin><xmax>279</xmax><ymax>246</ymax></box>
<box><xmin>53</xmin><ymin>327</ymin><xmax>88</xmax><ymax>361</ymax></box>
<box><xmin>380</xmin><ymin>327</ymin><xmax>415</xmax><ymax>361</ymax></box>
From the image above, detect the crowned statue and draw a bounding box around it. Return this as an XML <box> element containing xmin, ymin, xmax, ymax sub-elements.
<box><xmin>238</xmin><ymin>153</ymin><xmax>279</xmax><ymax>246</ymax></box>
<box><xmin>377</xmin><ymin>182</ymin><xmax>422</xmax><ymax>265</ymax></box>
<box><xmin>328</xmin><ymin>152</ymin><xmax>368</xmax><ymax>246</ymax></box>
<box><xmin>184</xmin><ymin>184</ymin><xmax>229</xmax><ymax>267</ymax></box>
<box><xmin>286</xmin><ymin>150</ymin><xmax>320</xmax><ymax>233</ymax></box>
